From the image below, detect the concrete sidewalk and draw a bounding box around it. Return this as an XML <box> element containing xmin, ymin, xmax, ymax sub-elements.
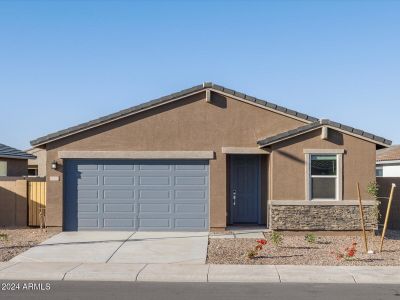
<box><xmin>0</xmin><ymin>262</ymin><xmax>399</xmax><ymax>284</ymax></box>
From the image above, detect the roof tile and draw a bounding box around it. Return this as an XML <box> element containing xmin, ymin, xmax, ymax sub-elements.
<box><xmin>30</xmin><ymin>82</ymin><xmax>391</xmax><ymax>147</ymax></box>
<box><xmin>0</xmin><ymin>144</ymin><xmax>36</xmax><ymax>159</ymax></box>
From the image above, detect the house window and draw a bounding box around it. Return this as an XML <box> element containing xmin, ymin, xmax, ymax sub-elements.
<box><xmin>376</xmin><ymin>166</ymin><xmax>383</xmax><ymax>177</ymax></box>
<box><xmin>0</xmin><ymin>161</ymin><xmax>7</xmax><ymax>176</ymax></box>
<box><xmin>310</xmin><ymin>154</ymin><xmax>338</xmax><ymax>200</ymax></box>
<box><xmin>28</xmin><ymin>165</ymin><xmax>38</xmax><ymax>176</ymax></box>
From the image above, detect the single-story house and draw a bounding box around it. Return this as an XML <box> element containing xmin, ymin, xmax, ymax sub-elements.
<box><xmin>376</xmin><ymin>145</ymin><xmax>400</xmax><ymax>177</ymax></box>
<box><xmin>0</xmin><ymin>143</ymin><xmax>36</xmax><ymax>177</ymax></box>
<box><xmin>30</xmin><ymin>83</ymin><xmax>391</xmax><ymax>231</ymax></box>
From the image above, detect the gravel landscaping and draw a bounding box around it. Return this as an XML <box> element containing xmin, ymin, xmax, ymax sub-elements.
<box><xmin>207</xmin><ymin>230</ymin><xmax>400</xmax><ymax>266</ymax></box>
<box><xmin>0</xmin><ymin>227</ymin><xmax>60</xmax><ymax>261</ymax></box>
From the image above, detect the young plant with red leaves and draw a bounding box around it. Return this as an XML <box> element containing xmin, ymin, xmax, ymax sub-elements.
<box><xmin>247</xmin><ymin>239</ymin><xmax>267</xmax><ymax>259</ymax></box>
<box><xmin>331</xmin><ymin>242</ymin><xmax>357</xmax><ymax>261</ymax></box>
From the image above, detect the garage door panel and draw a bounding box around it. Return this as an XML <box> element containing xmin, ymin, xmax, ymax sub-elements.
<box><xmin>139</xmin><ymin>164</ymin><xmax>171</xmax><ymax>171</ymax></box>
<box><xmin>64</xmin><ymin>160</ymin><xmax>209</xmax><ymax>231</ymax></box>
<box><xmin>103</xmin><ymin>164</ymin><xmax>134</xmax><ymax>170</ymax></box>
<box><xmin>175</xmin><ymin>218</ymin><xmax>207</xmax><ymax>229</ymax></box>
<box><xmin>139</xmin><ymin>203</ymin><xmax>171</xmax><ymax>213</ymax></box>
<box><xmin>103</xmin><ymin>203</ymin><xmax>135</xmax><ymax>212</ymax></box>
<box><xmin>175</xmin><ymin>176</ymin><xmax>206</xmax><ymax>186</ymax></box>
<box><xmin>139</xmin><ymin>176</ymin><xmax>171</xmax><ymax>186</ymax></box>
<box><xmin>103</xmin><ymin>189</ymin><xmax>134</xmax><ymax>199</ymax></box>
<box><xmin>103</xmin><ymin>176</ymin><xmax>134</xmax><ymax>185</ymax></box>
<box><xmin>139</xmin><ymin>190</ymin><xmax>171</xmax><ymax>200</ymax></box>
<box><xmin>78</xmin><ymin>218</ymin><xmax>99</xmax><ymax>228</ymax></box>
<box><xmin>139</xmin><ymin>218</ymin><xmax>171</xmax><ymax>229</ymax></box>
<box><xmin>78</xmin><ymin>176</ymin><xmax>99</xmax><ymax>185</ymax></box>
<box><xmin>103</xmin><ymin>218</ymin><xmax>136</xmax><ymax>228</ymax></box>
<box><xmin>174</xmin><ymin>203</ymin><xmax>207</xmax><ymax>213</ymax></box>
<box><xmin>78</xmin><ymin>203</ymin><xmax>99</xmax><ymax>213</ymax></box>
<box><xmin>77</xmin><ymin>164</ymin><xmax>99</xmax><ymax>171</ymax></box>
<box><xmin>77</xmin><ymin>190</ymin><xmax>99</xmax><ymax>199</ymax></box>
<box><xmin>175</xmin><ymin>164</ymin><xmax>206</xmax><ymax>170</ymax></box>
<box><xmin>175</xmin><ymin>190</ymin><xmax>206</xmax><ymax>199</ymax></box>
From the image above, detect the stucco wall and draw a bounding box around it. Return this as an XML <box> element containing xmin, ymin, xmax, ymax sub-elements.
<box><xmin>269</xmin><ymin>129</ymin><xmax>376</xmax><ymax>201</ymax></box>
<box><xmin>43</xmin><ymin>91</ymin><xmax>377</xmax><ymax>229</ymax></box>
<box><xmin>27</xmin><ymin>148</ymin><xmax>47</xmax><ymax>177</ymax></box>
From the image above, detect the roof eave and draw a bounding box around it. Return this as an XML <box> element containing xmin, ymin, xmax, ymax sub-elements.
<box><xmin>30</xmin><ymin>83</ymin><xmax>318</xmax><ymax>147</ymax></box>
<box><xmin>0</xmin><ymin>155</ymin><xmax>36</xmax><ymax>160</ymax></box>
<box><xmin>258</xmin><ymin>124</ymin><xmax>391</xmax><ymax>148</ymax></box>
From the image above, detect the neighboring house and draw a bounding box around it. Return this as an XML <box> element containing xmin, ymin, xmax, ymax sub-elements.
<box><xmin>376</xmin><ymin>145</ymin><xmax>400</xmax><ymax>177</ymax></box>
<box><xmin>30</xmin><ymin>83</ymin><xmax>391</xmax><ymax>232</ymax></box>
<box><xmin>0</xmin><ymin>143</ymin><xmax>36</xmax><ymax>177</ymax></box>
<box><xmin>26</xmin><ymin>147</ymin><xmax>47</xmax><ymax>177</ymax></box>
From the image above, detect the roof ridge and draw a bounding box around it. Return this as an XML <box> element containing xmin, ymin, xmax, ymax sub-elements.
<box><xmin>30</xmin><ymin>83</ymin><xmax>391</xmax><ymax>147</ymax></box>
<box><xmin>30</xmin><ymin>82</ymin><xmax>319</xmax><ymax>146</ymax></box>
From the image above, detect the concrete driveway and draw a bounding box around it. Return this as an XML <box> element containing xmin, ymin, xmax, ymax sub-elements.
<box><xmin>11</xmin><ymin>231</ymin><xmax>208</xmax><ymax>264</ymax></box>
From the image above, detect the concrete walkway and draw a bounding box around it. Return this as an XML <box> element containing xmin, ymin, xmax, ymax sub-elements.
<box><xmin>11</xmin><ymin>231</ymin><xmax>208</xmax><ymax>264</ymax></box>
<box><xmin>0</xmin><ymin>262</ymin><xmax>399</xmax><ymax>283</ymax></box>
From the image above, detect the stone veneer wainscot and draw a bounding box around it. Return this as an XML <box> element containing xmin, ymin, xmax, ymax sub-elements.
<box><xmin>269</xmin><ymin>200</ymin><xmax>378</xmax><ymax>231</ymax></box>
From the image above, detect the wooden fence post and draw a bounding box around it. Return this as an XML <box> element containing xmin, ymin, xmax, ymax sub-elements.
<box><xmin>380</xmin><ymin>183</ymin><xmax>396</xmax><ymax>252</ymax></box>
<box><xmin>357</xmin><ymin>182</ymin><xmax>369</xmax><ymax>252</ymax></box>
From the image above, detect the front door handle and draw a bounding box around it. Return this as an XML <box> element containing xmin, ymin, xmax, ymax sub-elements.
<box><xmin>232</xmin><ymin>190</ymin><xmax>236</xmax><ymax>206</ymax></box>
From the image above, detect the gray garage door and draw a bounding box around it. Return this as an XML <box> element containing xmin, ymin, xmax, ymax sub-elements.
<box><xmin>63</xmin><ymin>160</ymin><xmax>209</xmax><ymax>231</ymax></box>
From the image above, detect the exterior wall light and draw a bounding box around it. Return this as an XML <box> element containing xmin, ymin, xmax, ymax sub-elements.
<box><xmin>51</xmin><ymin>160</ymin><xmax>58</xmax><ymax>170</ymax></box>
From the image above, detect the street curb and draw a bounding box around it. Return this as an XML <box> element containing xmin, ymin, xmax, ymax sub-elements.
<box><xmin>0</xmin><ymin>262</ymin><xmax>399</xmax><ymax>284</ymax></box>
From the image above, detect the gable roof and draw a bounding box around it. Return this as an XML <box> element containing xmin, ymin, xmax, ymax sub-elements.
<box><xmin>30</xmin><ymin>82</ymin><xmax>319</xmax><ymax>146</ymax></box>
<box><xmin>30</xmin><ymin>82</ymin><xmax>391</xmax><ymax>148</ymax></box>
<box><xmin>0</xmin><ymin>143</ymin><xmax>36</xmax><ymax>160</ymax></box>
<box><xmin>377</xmin><ymin>145</ymin><xmax>400</xmax><ymax>162</ymax></box>
<box><xmin>257</xmin><ymin>119</ymin><xmax>392</xmax><ymax>148</ymax></box>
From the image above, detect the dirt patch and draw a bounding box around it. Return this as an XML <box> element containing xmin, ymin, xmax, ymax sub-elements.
<box><xmin>207</xmin><ymin>230</ymin><xmax>400</xmax><ymax>266</ymax></box>
<box><xmin>0</xmin><ymin>227</ymin><xmax>60</xmax><ymax>262</ymax></box>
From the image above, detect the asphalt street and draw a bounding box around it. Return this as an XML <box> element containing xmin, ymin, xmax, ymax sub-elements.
<box><xmin>0</xmin><ymin>281</ymin><xmax>399</xmax><ymax>300</ymax></box>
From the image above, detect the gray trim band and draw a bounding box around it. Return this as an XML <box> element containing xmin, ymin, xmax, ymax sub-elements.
<box><xmin>221</xmin><ymin>147</ymin><xmax>270</xmax><ymax>154</ymax></box>
<box><xmin>304</xmin><ymin>149</ymin><xmax>345</xmax><ymax>154</ymax></box>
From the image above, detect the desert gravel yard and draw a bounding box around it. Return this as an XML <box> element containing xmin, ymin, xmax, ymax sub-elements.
<box><xmin>207</xmin><ymin>230</ymin><xmax>400</xmax><ymax>266</ymax></box>
<box><xmin>0</xmin><ymin>227</ymin><xmax>59</xmax><ymax>261</ymax></box>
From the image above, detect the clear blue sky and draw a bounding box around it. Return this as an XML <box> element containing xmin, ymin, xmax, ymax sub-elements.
<box><xmin>1</xmin><ymin>0</ymin><xmax>399</xmax><ymax>150</ymax></box>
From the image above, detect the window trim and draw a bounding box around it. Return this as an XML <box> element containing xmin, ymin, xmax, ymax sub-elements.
<box><xmin>305</xmin><ymin>151</ymin><xmax>343</xmax><ymax>201</ymax></box>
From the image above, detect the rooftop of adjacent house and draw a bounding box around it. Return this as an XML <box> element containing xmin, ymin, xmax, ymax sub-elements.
<box><xmin>30</xmin><ymin>82</ymin><xmax>392</xmax><ymax>148</ymax></box>
<box><xmin>377</xmin><ymin>145</ymin><xmax>400</xmax><ymax>162</ymax></box>
<box><xmin>0</xmin><ymin>143</ymin><xmax>36</xmax><ymax>160</ymax></box>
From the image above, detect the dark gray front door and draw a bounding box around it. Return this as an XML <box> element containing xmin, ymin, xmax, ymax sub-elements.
<box><xmin>230</xmin><ymin>155</ymin><xmax>260</xmax><ymax>224</ymax></box>
<box><xmin>63</xmin><ymin>159</ymin><xmax>209</xmax><ymax>231</ymax></box>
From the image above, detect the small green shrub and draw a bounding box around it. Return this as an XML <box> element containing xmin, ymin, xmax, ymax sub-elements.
<box><xmin>367</xmin><ymin>181</ymin><xmax>379</xmax><ymax>199</ymax></box>
<box><xmin>270</xmin><ymin>231</ymin><xmax>283</xmax><ymax>247</ymax></box>
<box><xmin>367</xmin><ymin>181</ymin><xmax>381</xmax><ymax>220</ymax></box>
<box><xmin>304</xmin><ymin>233</ymin><xmax>316</xmax><ymax>244</ymax></box>
<box><xmin>0</xmin><ymin>233</ymin><xmax>8</xmax><ymax>241</ymax></box>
